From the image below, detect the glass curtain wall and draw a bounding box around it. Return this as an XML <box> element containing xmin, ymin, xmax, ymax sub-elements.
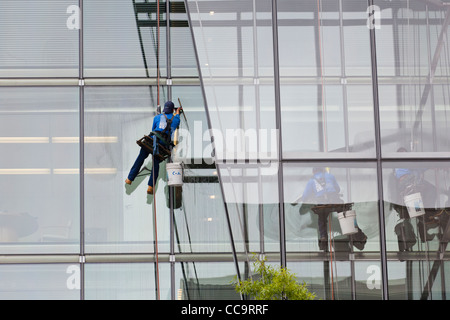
<box><xmin>375</xmin><ymin>0</ymin><xmax>450</xmax><ymax>300</ymax></box>
<box><xmin>0</xmin><ymin>0</ymin><xmax>238</xmax><ymax>300</ymax></box>
<box><xmin>186</xmin><ymin>0</ymin><xmax>450</xmax><ymax>300</ymax></box>
<box><xmin>1</xmin><ymin>0</ymin><xmax>450</xmax><ymax>300</ymax></box>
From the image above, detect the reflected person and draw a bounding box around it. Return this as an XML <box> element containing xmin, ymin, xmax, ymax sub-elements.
<box><xmin>392</xmin><ymin>147</ymin><xmax>438</xmax><ymax>244</ymax></box>
<box><xmin>301</xmin><ymin>167</ymin><xmax>343</xmax><ymax>250</ymax></box>
<box><xmin>299</xmin><ymin>167</ymin><xmax>367</xmax><ymax>251</ymax></box>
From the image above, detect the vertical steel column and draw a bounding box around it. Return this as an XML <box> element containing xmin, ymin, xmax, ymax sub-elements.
<box><xmin>271</xmin><ymin>0</ymin><xmax>286</xmax><ymax>268</ymax></box>
<box><xmin>252</xmin><ymin>0</ymin><xmax>265</xmax><ymax>257</ymax></box>
<box><xmin>78</xmin><ymin>0</ymin><xmax>85</xmax><ymax>301</ymax></box>
<box><xmin>368</xmin><ymin>0</ymin><xmax>389</xmax><ymax>300</ymax></box>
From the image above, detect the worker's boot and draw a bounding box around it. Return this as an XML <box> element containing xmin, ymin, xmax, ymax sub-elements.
<box><xmin>418</xmin><ymin>219</ymin><xmax>435</xmax><ymax>242</ymax></box>
<box><xmin>147</xmin><ymin>186</ymin><xmax>154</xmax><ymax>194</ymax></box>
<box><xmin>125</xmin><ymin>178</ymin><xmax>132</xmax><ymax>185</ymax></box>
<box><xmin>318</xmin><ymin>236</ymin><xmax>328</xmax><ymax>251</ymax></box>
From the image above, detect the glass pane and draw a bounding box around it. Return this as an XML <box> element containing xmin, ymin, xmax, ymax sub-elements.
<box><xmin>289</xmin><ymin>261</ymin><xmax>383</xmax><ymax>300</ymax></box>
<box><xmin>170</xmin><ymin>0</ymin><xmax>199</xmax><ymax>77</ymax></box>
<box><xmin>84</xmin><ymin>86</ymin><xmax>164</xmax><ymax>253</ymax></box>
<box><xmin>172</xmin><ymin>86</ymin><xmax>210</xmax><ymax>162</ymax></box>
<box><xmin>175</xmin><ymin>262</ymin><xmax>241</xmax><ymax>300</ymax></box>
<box><xmin>0</xmin><ymin>264</ymin><xmax>80</xmax><ymax>300</ymax></box>
<box><xmin>217</xmin><ymin>163</ymin><xmax>280</xmax><ymax>253</ymax></box>
<box><xmin>278</xmin><ymin>0</ymin><xmax>375</xmax><ymax>158</ymax></box>
<box><xmin>383</xmin><ymin>160</ymin><xmax>450</xmax><ymax>299</ymax></box>
<box><xmin>284</xmin><ymin>163</ymin><xmax>379</xmax><ymax>254</ymax></box>
<box><xmin>84</xmin><ymin>0</ymin><xmax>163</xmax><ymax>77</ymax></box>
<box><xmin>195</xmin><ymin>1</ymin><xmax>274</xmax><ymax>79</ymax></box>
<box><xmin>0</xmin><ymin>0</ymin><xmax>78</xmax><ymax>77</ymax></box>
<box><xmin>375</xmin><ymin>1</ymin><xmax>450</xmax><ymax>156</ymax></box>
<box><xmin>0</xmin><ymin>87</ymin><xmax>79</xmax><ymax>254</ymax></box>
<box><xmin>85</xmin><ymin>263</ymin><xmax>161</xmax><ymax>299</ymax></box>
<box><xmin>175</xmin><ymin>167</ymin><xmax>230</xmax><ymax>252</ymax></box>
<box><xmin>84</xmin><ymin>86</ymin><xmax>231</xmax><ymax>254</ymax></box>
<box><xmin>383</xmin><ymin>161</ymin><xmax>449</xmax><ymax>254</ymax></box>
<box><xmin>388</xmin><ymin>260</ymin><xmax>446</xmax><ymax>300</ymax></box>
<box><xmin>186</xmin><ymin>0</ymin><xmax>279</xmax><ymax>257</ymax></box>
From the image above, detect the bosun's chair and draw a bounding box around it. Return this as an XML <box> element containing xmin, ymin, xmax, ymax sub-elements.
<box><xmin>136</xmin><ymin>132</ymin><xmax>172</xmax><ymax>161</ymax></box>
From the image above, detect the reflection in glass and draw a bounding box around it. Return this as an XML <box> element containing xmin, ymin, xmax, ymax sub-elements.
<box><xmin>278</xmin><ymin>1</ymin><xmax>375</xmax><ymax>158</ymax></box>
<box><xmin>376</xmin><ymin>1</ymin><xmax>450</xmax><ymax>155</ymax></box>
<box><xmin>170</xmin><ymin>1</ymin><xmax>199</xmax><ymax>77</ymax></box>
<box><xmin>383</xmin><ymin>161</ymin><xmax>450</xmax><ymax>254</ymax></box>
<box><xmin>85</xmin><ymin>263</ymin><xmax>160</xmax><ymax>299</ymax></box>
<box><xmin>289</xmin><ymin>261</ymin><xmax>383</xmax><ymax>300</ymax></box>
<box><xmin>175</xmin><ymin>262</ymin><xmax>241</xmax><ymax>300</ymax></box>
<box><xmin>217</xmin><ymin>163</ymin><xmax>280</xmax><ymax>253</ymax></box>
<box><xmin>388</xmin><ymin>260</ymin><xmax>448</xmax><ymax>300</ymax></box>
<box><xmin>281</xmin><ymin>84</ymin><xmax>375</xmax><ymax>157</ymax></box>
<box><xmin>176</xmin><ymin>167</ymin><xmax>231</xmax><ymax>253</ymax></box>
<box><xmin>284</xmin><ymin>163</ymin><xmax>379</xmax><ymax>253</ymax></box>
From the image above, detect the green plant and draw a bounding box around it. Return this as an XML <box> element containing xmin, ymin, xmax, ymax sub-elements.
<box><xmin>234</xmin><ymin>256</ymin><xmax>317</xmax><ymax>300</ymax></box>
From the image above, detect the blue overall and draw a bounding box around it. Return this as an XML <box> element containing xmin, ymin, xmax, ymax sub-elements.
<box><xmin>127</xmin><ymin>112</ymin><xmax>180</xmax><ymax>187</ymax></box>
<box><xmin>302</xmin><ymin>172</ymin><xmax>341</xmax><ymax>239</ymax></box>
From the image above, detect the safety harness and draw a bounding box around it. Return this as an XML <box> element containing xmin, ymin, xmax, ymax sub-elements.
<box><xmin>136</xmin><ymin>113</ymin><xmax>174</xmax><ymax>161</ymax></box>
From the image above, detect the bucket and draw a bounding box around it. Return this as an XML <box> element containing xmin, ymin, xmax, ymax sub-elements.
<box><xmin>404</xmin><ymin>192</ymin><xmax>425</xmax><ymax>218</ymax></box>
<box><xmin>337</xmin><ymin>210</ymin><xmax>358</xmax><ymax>235</ymax></box>
<box><xmin>166</xmin><ymin>162</ymin><xmax>183</xmax><ymax>186</ymax></box>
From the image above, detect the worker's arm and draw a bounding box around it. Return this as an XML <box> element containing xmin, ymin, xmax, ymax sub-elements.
<box><xmin>152</xmin><ymin>115</ymin><xmax>159</xmax><ymax>132</ymax></box>
<box><xmin>171</xmin><ymin>108</ymin><xmax>181</xmax><ymax>130</ymax></box>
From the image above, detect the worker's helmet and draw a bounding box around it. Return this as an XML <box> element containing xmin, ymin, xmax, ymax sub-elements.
<box><xmin>163</xmin><ymin>101</ymin><xmax>175</xmax><ymax>113</ymax></box>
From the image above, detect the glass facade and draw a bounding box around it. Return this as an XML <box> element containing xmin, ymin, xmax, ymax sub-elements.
<box><xmin>1</xmin><ymin>0</ymin><xmax>450</xmax><ymax>300</ymax></box>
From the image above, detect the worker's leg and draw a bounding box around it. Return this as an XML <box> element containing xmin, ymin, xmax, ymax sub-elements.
<box><xmin>317</xmin><ymin>211</ymin><xmax>330</xmax><ymax>250</ymax></box>
<box><xmin>318</xmin><ymin>212</ymin><xmax>329</xmax><ymax>239</ymax></box>
<box><xmin>127</xmin><ymin>148</ymin><xmax>150</xmax><ymax>182</ymax></box>
<box><xmin>148</xmin><ymin>157</ymin><xmax>161</xmax><ymax>187</ymax></box>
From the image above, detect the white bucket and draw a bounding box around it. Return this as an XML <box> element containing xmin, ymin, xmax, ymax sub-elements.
<box><xmin>404</xmin><ymin>192</ymin><xmax>425</xmax><ymax>218</ymax></box>
<box><xmin>166</xmin><ymin>162</ymin><xmax>183</xmax><ymax>186</ymax></box>
<box><xmin>337</xmin><ymin>210</ymin><xmax>358</xmax><ymax>235</ymax></box>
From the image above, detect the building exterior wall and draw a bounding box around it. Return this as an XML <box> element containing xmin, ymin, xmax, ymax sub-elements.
<box><xmin>0</xmin><ymin>0</ymin><xmax>449</xmax><ymax>300</ymax></box>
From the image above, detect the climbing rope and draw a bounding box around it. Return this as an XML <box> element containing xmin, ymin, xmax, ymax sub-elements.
<box><xmin>328</xmin><ymin>215</ymin><xmax>335</xmax><ymax>300</ymax></box>
<box><xmin>157</xmin><ymin>0</ymin><xmax>161</xmax><ymax>108</ymax></box>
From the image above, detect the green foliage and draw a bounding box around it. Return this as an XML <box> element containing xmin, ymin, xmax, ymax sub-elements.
<box><xmin>234</xmin><ymin>256</ymin><xmax>317</xmax><ymax>300</ymax></box>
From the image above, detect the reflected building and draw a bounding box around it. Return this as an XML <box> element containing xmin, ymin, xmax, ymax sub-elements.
<box><xmin>0</xmin><ymin>0</ymin><xmax>450</xmax><ymax>300</ymax></box>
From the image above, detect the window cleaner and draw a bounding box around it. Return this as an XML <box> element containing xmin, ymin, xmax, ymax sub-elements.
<box><xmin>125</xmin><ymin>101</ymin><xmax>181</xmax><ymax>194</ymax></box>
